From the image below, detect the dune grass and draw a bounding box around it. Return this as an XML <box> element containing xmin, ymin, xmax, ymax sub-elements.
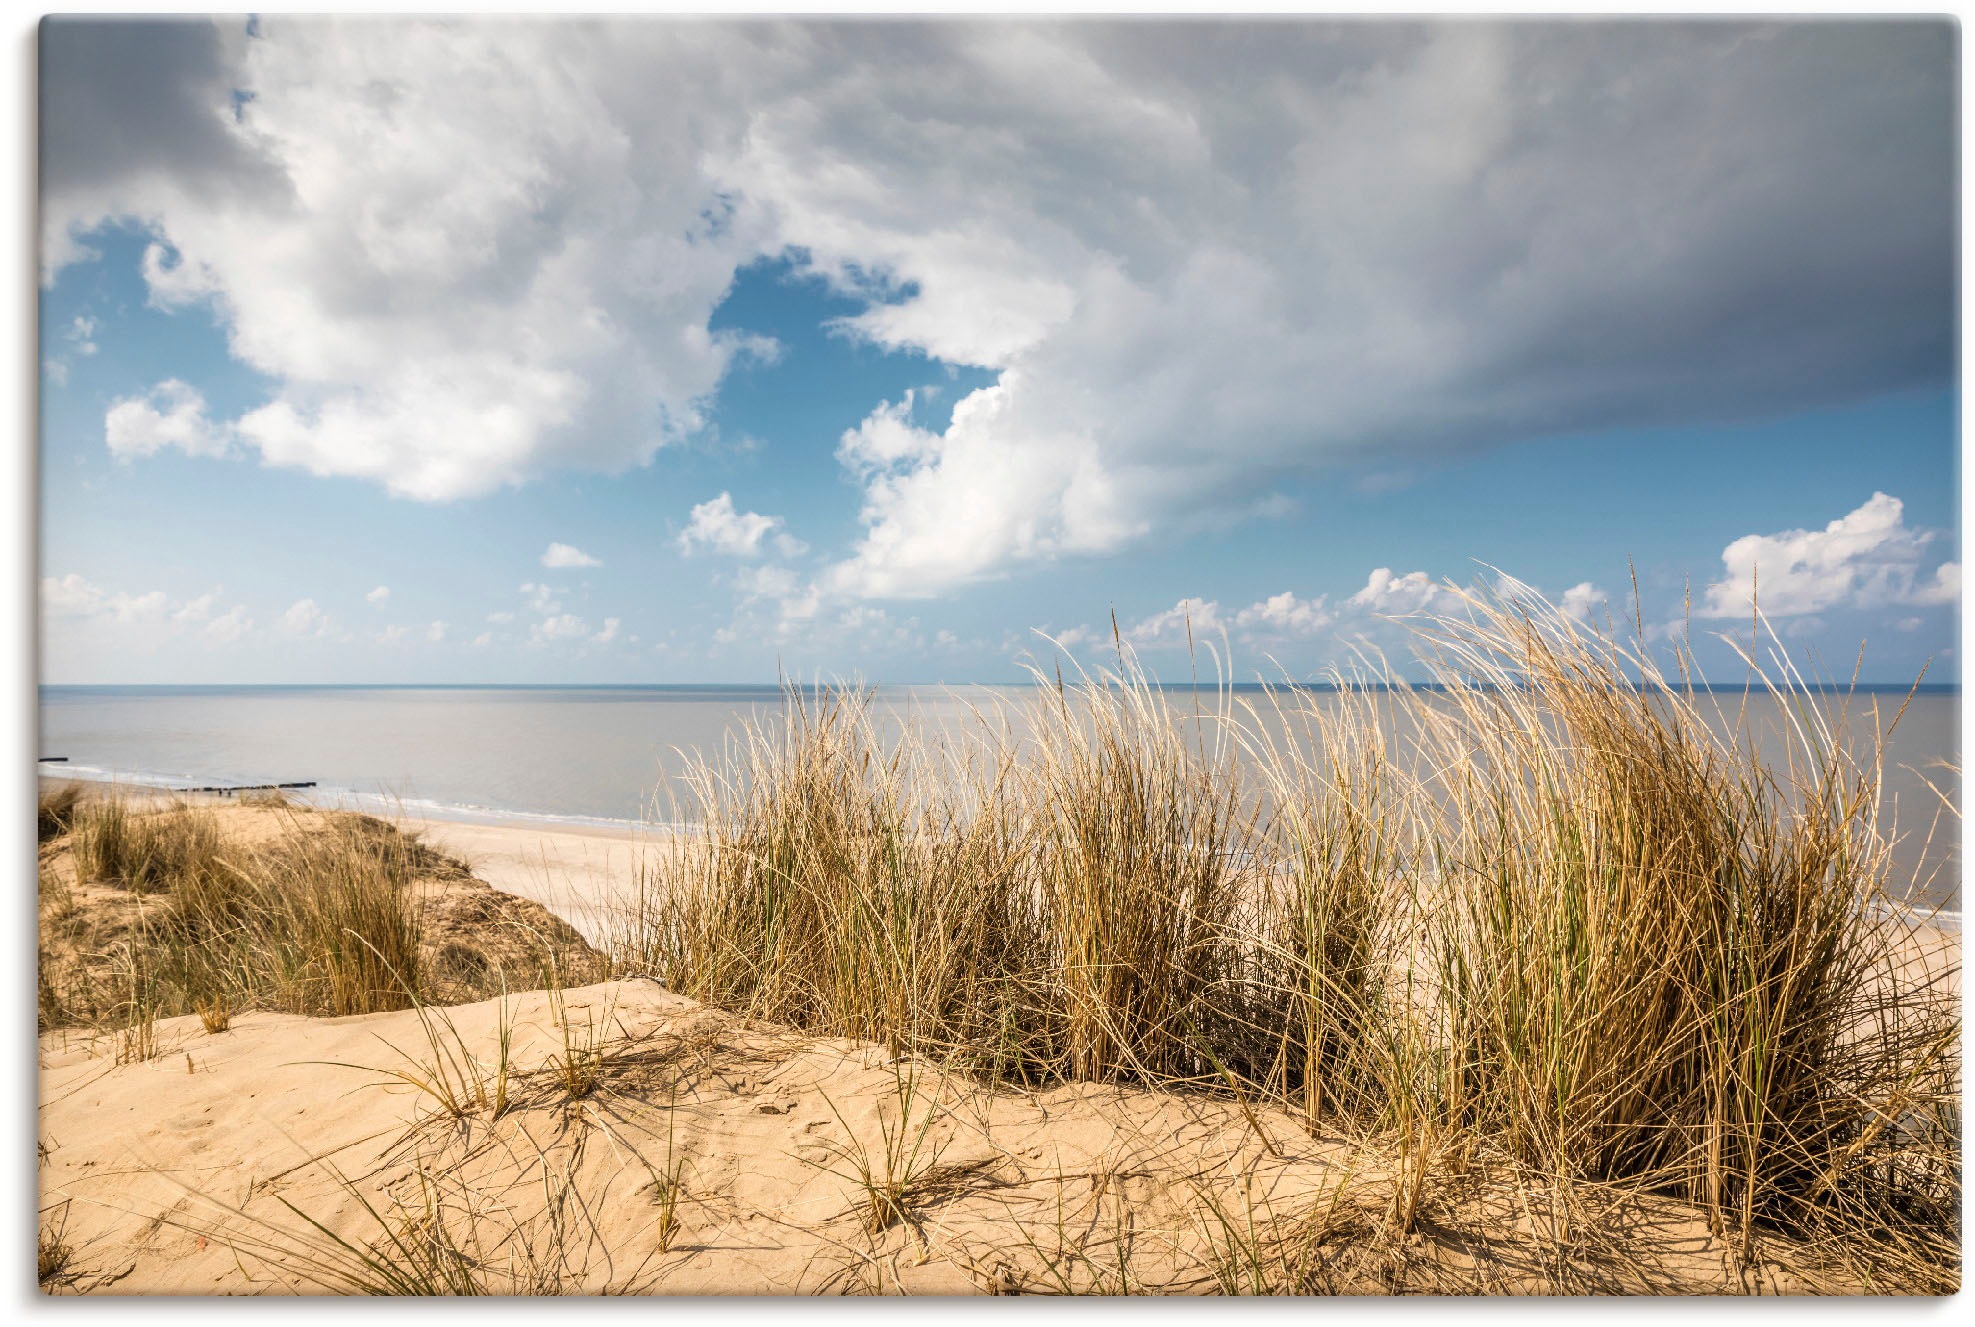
<box><xmin>614</xmin><ymin>583</ymin><xmax>1959</xmax><ymax>1286</ymax></box>
<box><xmin>36</xmin><ymin>583</ymin><xmax>1957</xmax><ymax>1293</ymax></box>
<box><xmin>38</xmin><ymin>782</ymin><xmax>84</xmax><ymax>843</ymax></box>
<box><xmin>45</xmin><ymin>803</ymin><xmax>431</xmax><ymax>1025</ymax></box>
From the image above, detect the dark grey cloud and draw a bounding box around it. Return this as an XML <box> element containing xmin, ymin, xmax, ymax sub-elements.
<box><xmin>40</xmin><ymin>17</ymin><xmax>287</xmax><ymax>213</ymax></box>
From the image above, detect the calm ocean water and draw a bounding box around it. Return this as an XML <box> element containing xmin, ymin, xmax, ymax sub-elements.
<box><xmin>37</xmin><ymin>684</ymin><xmax>1961</xmax><ymax>910</ymax></box>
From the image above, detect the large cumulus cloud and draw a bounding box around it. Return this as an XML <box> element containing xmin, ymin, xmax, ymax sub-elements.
<box><xmin>43</xmin><ymin>18</ymin><xmax>1955</xmax><ymax>591</ymax></box>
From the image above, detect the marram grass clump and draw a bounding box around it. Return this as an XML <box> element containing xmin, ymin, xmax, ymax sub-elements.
<box><xmin>619</xmin><ymin>583</ymin><xmax>1958</xmax><ymax>1286</ymax></box>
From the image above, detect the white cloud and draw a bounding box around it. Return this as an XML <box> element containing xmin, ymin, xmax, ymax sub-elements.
<box><xmin>41</xmin><ymin>573</ymin><xmax>105</xmax><ymax>617</ymax></box>
<box><xmin>532</xmin><ymin>612</ymin><xmax>590</xmax><ymax>642</ymax></box>
<box><xmin>205</xmin><ymin>605</ymin><xmax>252</xmax><ymax>643</ymax></box>
<box><xmin>1129</xmin><ymin>597</ymin><xmax>1224</xmax><ymax>645</ymax></box>
<box><xmin>277</xmin><ymin>598</ymin><xmax>328</xmax><ymax>637</ymax></box>
<box><xmin>470</xmin><ymin>631</ymin><xmax>493</xmax><ymax>648</ymax></box>
<box><xmin>677</xmin><ymin>492</ymin><xmax>798</xmax><ymax>559</ymax></box>
<box><xmin>591</xmin><ymin>616</ymin><xmax>621</xmax><ymax>644</ymax></box>
<box><xmin>104</xmin><ymin>379</ymin><xmax>231</xmax><ymax>460</ymax></box>
<box><xmin>48</xmin><ymin>19</ymin><xmax>774</xmax><ymax>501</ymax></box>
<box><xmin>42</xmin><ymin>21</ymin><xmax>1951</xmax><ymax>595</ymax></box>
<box><xmin>487</xmin><ymin>610</ymin><xmax>515</xmax><ymax>623</ymax></box>
<box><xmin>1700</xmin><ymin>493</ymin><xmax>1959</xmax><ymax>618</ymax></box>
<box><xmin>42</xmin><ymin>573</ymin><xmax>171</xmax><ymax>624</ymax></box>
<box><xmin>741</xmin><ymin>26</ymin><xmax>1954</xmax><ymax>599</ymax></box>
<box><xmin>173</xmin><ymin>590</ymin><xmax>221</xmax><ymax>625</ymax></box>
<box><xmin>44</xmin><ymin>315</ymin><xmax>99</xmax><ymax>386</ymax></box>
<box><xmin>1233</xmin><ymin>591</ymin><xmax>1332</xmax><ymax>637</ymax></box>
<box><xmin>1346</xmin><ymin>568</ymin><xmax>1440</xmax><ymax>616</ymax></box>
<box><xmin>427</xmin><ymin>620</ymin><xmax>448</xmax><ymax>643</ymax></box>
<box><xmin>43</xmin><ymin>574</ymin><xmax>262</xmax><ymax>657</ymax></box>
<box><xmin>365</xmin><ymin>585</ymin><xmax>391</xmax><ymax>605</ymax></box>
<box><xmin>542</xmin><ymin>541</ymin><xmax>601</xmax><ymax>569</ymax></box>
<box><xmin>111</xmin><ymin>592</ymin><xmax>170</xmax><ymax>623</ymax></box>
<box><xmin>1557</xmin><ymin>581</ymin><xmax>1609</xmax><ymax>623</ymax></box>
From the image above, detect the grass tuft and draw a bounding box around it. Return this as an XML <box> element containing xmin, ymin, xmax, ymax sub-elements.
<box><xmin>619</xmin><ymin>582</ymin><xmax>1958</xmax><ymax>1281</ymax></box>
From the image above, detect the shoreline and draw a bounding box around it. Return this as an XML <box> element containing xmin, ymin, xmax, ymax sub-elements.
<box><xmin>41</xmin><ymin>773</ymin><xmax>1963</xmax><ymax>955</ymax></box>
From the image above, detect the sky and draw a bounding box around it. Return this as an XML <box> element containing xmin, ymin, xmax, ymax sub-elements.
<box><xmin>36</xmin><ymin>16</ymin><xmax>1961</xmax><ymax>686</ymax></box>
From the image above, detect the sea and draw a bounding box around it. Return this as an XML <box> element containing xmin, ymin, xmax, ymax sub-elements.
<box><xmin>37</xmin><ymin>683</ymin><xmax>1962</xmax><ymax>913</ymax></box>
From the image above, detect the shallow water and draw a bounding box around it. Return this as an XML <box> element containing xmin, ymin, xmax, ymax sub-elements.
<box><xmin>37</xmin><ymin>683</ymin><xmax>1959</xmax><ymax>910</ymax></box>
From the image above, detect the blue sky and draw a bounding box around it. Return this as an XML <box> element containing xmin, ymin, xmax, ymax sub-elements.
<box><xmin>38</xmin><ymin>18</ymin><xmax>1960</xmax><ymax>686</ymax></box>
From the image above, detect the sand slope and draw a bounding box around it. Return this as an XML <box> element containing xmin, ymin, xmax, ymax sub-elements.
<box><xmin>37</xmin><ymin>791</ymin><xmax>1951</xmax><ymax>1296</ymax></box>
<box><xmin>40</xmin><ymin>977</ymin><xmax>1852</xmax><ymax>1297</ymax></box>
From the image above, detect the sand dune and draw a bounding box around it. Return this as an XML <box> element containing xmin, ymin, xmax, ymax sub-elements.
<box><xmin>36</xmin><ymin>789</ymin><xmax>1958</xmax><ymax>1296</ymax></box>
<box><xmin>42</xmin><ymin>977</ymin><xmax>1843</xmax><ymax>1296</ymax></box>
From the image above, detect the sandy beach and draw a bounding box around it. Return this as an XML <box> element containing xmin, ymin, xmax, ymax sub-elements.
<box><xmin>395</xmin><ymin>814</ymin><xmax>660</xmax><ymax>950</ymax></box>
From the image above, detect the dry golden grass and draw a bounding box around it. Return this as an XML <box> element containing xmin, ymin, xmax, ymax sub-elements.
<box><xmin>39</xmin><ymin>803</ymin><xmax>605</xmax><ymax>1031</ymax></box>
<box><xmin>38</xmin><ymin>782</ymin><xmax>84</xmax><ymax>843</ymax></box>
<box><xmin>613</xmin><ymin>583</ymin><xmax>1959</xmax><ymax>1289</ymax></box>
<box><xmin>36</xmin><ymin>585</ymin><xmax>1957</xmax><ymax>1295</ymax></box>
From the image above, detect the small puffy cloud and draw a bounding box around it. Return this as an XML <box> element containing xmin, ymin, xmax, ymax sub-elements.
<box><xmin>519</xmin><ymin>582</ymin><xmax>562</xmax><ymax>614</ymax></box>
<box><xmin>105</xmin><ymin>379</ymin><xmax>232</xmax><ymax>460</ymax></box>
<box><xmin>44</xmin><ymin>316</ymin><xmax>99</xmax><ymax>386</ymax></box>
<box><xmin>365</xmin><ymin>585</ymin><xmax>391</xmax><ymax>605</ymax></box>
<box><xmin>111</xmin><ymin>591</ymin><xmax>170</xmax><ymax>623</ymax></box>
<box><xmin>677</xmin><ymin>492</ymin><xmax>799</xmax><ymax>558</ymax></box>
<box><xmin>427</xmin><ymin>620</ymin><xmax>448</xmax><ymax>643</ymax></box>
<box><xmin>205</xmin><ymin>605</ymin><xmax>252</xmax><ymax>643</ymax></box>
<box><xmin>592</xmin><ymin>616</ymin><xmax>621</xmax><ymax>644</ymax></box>
<box><xmin>1347</xmin><ymin>568</ymin><xmax>1440</xmax><ymax>616</ymax></box>
<box><xmin>1557</xmin><ymin>581</ymin><xmax>1609</xmax><ymax>623</ymax></box>
<box><xmin>487</xmin><ymin>610</ymin><xmax>515</xmax><ymax>623</ymax></box>
<box><xmin>43</xmin><ymin>575</ymin><xmax>272</xmax><ymax>663</ymax></box>
<box><xmin>277</xmin><ymin>598</ymin><xmax>328</xmax><ymax>637</ymax></box>
<box><xmin>41</xmin><ymin>573</ymin><xmax>105</xmax><ymax>616</ymax></box>
<box><xmin>1700</xmin><ymin>492</ymin><xmax>1959</xmax><ymax>618</ymax></box>
<box><xmin>41</xmin><ymin>573</ymin><xmax>170</xmax><ymax>623</ymax></box>
<box><xmin>470</xmin><ymin>631</ymin><xmax>493</xmax><ymax>648</ymax></box>
<box><xmin>542</xmin><ymin>541</ymin><xmax>601</xmax><ymax>569</ymax></box>
<box><xmin>532</xmin><ymin>612</ymin><xmax>590</xmax><ymax>642</ymax></box>
<box><xmin>173</xmin><ymin>590</ymin><xmax>220</xmax><ymax>625</ymax></box>
<box><xmin>1129</xmin><ymin>597</ymin><xmax>1224</xmax><ymax>645</ymax></box>
<box><xmin>1233</xmin><ymin>591</ymin><xmax>1332</xmax><ymax>637</ymax></box>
